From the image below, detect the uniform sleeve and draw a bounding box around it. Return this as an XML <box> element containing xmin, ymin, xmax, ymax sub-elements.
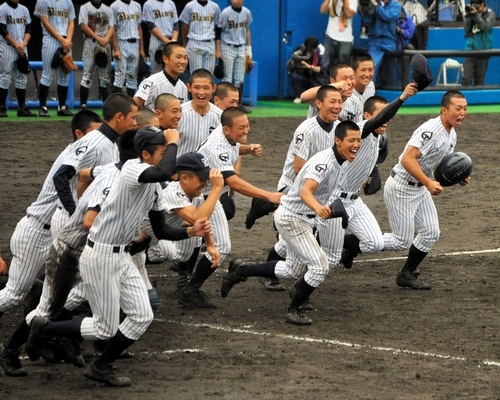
<box><xmin>34</xmin><ymin>0</ymin><xmax>48</xmax><ymax>18</ymax></box>
<box><xmin>293</xmin><ymin>128</ymin><xmax>313</xmax><ymax>161</ymax></box>
<box><xmin>135</xmin><ymin>78</ymin><xmax>154</xmax><ymax>101</ymax></box>
<box><xmin>78</xmin><ymin>5</ymin><xmax>88</xmax><ymax>26</ymax></box>
<box><xmin>163</xmin><ymin>184</ymin><xmax>192</xmax><ymax>213</ymax></box>
<box><xmin>179</xmin><ymin>4</ymin><xmax>191</xmax><ymax>25</ymax></box>
<box><xmin>69</xmin><ymin>1</ymin><xmax>76</xmax><ymax>20</ymax></box>
<box><xmin>407</xmin><ymin>127</ymin><xmax>434</xmax><ymax>156</ymax></box>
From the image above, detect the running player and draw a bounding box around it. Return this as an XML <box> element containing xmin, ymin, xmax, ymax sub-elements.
<box><xmin>34</xmin><ymin>0</ymin><xmax>76</xmax><ymax>117</ymax></box>
<box><xmin>134</xmin><ymin>41</ymin><xmax>188</xmax><ymax>110</ymax></box>
<box><xmin>221</xmin><ymin>121</ymin><xmax>361</xmax><ymax>326</ymax></box>
<box><xmin>78</xmin><ymin>0</ymin><xmax>115</xmax><ymax>109</ymax></box>
<box><xmin>0</xmin><ymin>0</ymin><xmax>35</xmax><ymax>117</ymax></box>
<box><xmin>142</xmin><ymin>0</ymin><xmax>179</xmax><ymax>74</ymax></box>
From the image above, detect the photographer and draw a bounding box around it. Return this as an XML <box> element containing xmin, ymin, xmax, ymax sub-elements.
<box><xmin>287</xmin><ymin>36</ymin><xmax>329</xmax><ymax>103</ymax></box>
<box><xmin>462</xmin><ymin>0</ymin><xmax>495</xmax><ymax>86</ymax></box>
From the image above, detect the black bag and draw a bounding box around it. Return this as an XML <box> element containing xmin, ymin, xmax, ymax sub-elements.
<box><xmin>364</xmin><ymin>166</ymin><xmax>382</xmax><ymax>195</ymax></box>
<box><xmin>220</xmin><ymin>192</ymin><xmax>236</xmax><ymax>220</ymax></box>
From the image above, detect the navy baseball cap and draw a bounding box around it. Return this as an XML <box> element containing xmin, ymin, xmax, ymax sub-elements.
<box><xmin>176</xmin><ymin>152</ymin><xmax>211</xmax><ymax>181</ymax></box>
<box><xmin>411</xmin><ymin>54</ymin><xmax>433</xmax><ymax>92</ymax></box>
<box><xmin>134</xmin><ymin>126</ymin><xmax>166</xmax><ymax>153</ymax></box>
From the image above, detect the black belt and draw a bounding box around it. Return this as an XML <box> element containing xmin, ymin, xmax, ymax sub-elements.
<box><xmin>300</xmin><ymin>214</ymin><xmax>316</xmax><ymax>219</ymax></box>
<box><xmin>87</xmin><ymin>238</ymin><xmax>130</xmax><ymax>253</ymax></box>
<box><xmin>340</xmin><ymin>192</ymin><xmax>359</xmax><ymax>200</ymax></box>
<box><xmin>200</xmin><ymin>39</ymin><xmax>213</xmax><ymax>42</ymax></box>
<box><xmin>120</xmin><ymin>38</ymin><xmax>137</xmax><ymax>43</ymax></box>
<box><xmin>27</xmin><ymin>215</ymin><xmax>50</xmax><ymax>230</ymax></box>
<box><xmin>226</xmin><ymin>43</ymin><xmax>243</xmax><ymax>48</ymax></box>
<box><xmin>391</xmin><ymin>170</ymin><xmax>423</xmax><ymax>187</ymax></box>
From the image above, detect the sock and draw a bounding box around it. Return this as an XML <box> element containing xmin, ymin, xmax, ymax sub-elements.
<box><xmin>0</xmin><ymin>87</ymin><xmax>7</xmax><ymax>108</ymax></box>
<box><xmin>15</xmin><ymin>88</ymin><xmax>26</xmax><ymax>108</ymax></box>
<box><xmin>80</xmin><ymin>86</ymin><xmax>89</xmax><ymax>105</ymax></box>
<box><xmin>289</xmin><ymin>276</ymin><xmax>315</xmax><ymax>310</ymax></box>
<box><xmin>41</xmin><ymin>316</ymin><xmax>84</xmax><ymax>340</ymax></box>
<box><xmin>401</xmin><ymin>244</ymin><xmax>428</xmax><ymax>273</ymax></box>
<box><xmin>94</xmin><ymin>330</ymin><xmax>135</xmax><ymax>370</ymax></box>
<box><xmin>240</xmin><ymin>260</ymin><xmax>278</xmax><ymax>279</ymax></box>
<box><xmin>4</xmin><ymin>319</ymin><xmax>31</xmax><ymax>351</ymax></box>
<box><xmin>186</xmin><ymin>246</ymin><xmax>200</xmax><ymax>275</ymax></box>
<box><xmin>57</xmin><ymin>85</ymin><xmax>68</xmax><ymax>108</ymax></box>
<box><xmin>184</xmin><ymin>255</ymin><xmax>214</xmax><ymax>291</ymax></box>
<box><xmin>39</xmin><ymin>84</ymin><xmax>49</xmax><ymax>108</ymax></box>
<box><xmin>266</xmin><ymin>246</ymin><xmax>285</xmax><ymax>262</ymax></box>
<box><xmin>344</xmin><ymin>234</ymin><xmax>361</xmax><ymax>255</ymax></box>
<box><xmin>126</xmin><ymin>87</ymin><xmax>136</xmax><ymax>97</ymax></box>
<box><xmin>98</xmin><ymin>85</ymin><xmax>110</xmax><ymax>102</ymax></box>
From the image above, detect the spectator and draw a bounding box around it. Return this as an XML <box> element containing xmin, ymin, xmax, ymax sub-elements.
<box><xmin>404</xmin><ymin>0</ymin><xmax>429</xmax><ymax>50</ymax></box>
<box><xmin>461</xmin><ymin>0</ymin><xmax>495</xmax><ymax>87</ymax></box>
<box><xmin>320</xmin><ymin>0</ymin><xmax>358</xmax><ymax>69</ymax></box>
<box><xmin>396</xmin><ymin>6</ymin><xmax>416</xmax><ymax>51</ymax></box>
<box><xmin>287</xmin><ymin>36</ymin><xmax>329</xmax><ymax>104</ymax></box>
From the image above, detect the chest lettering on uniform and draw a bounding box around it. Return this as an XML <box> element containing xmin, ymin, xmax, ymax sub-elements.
<box><xmin>153</xmin><ymin>10</ymin><xmax>174</xmax><ymax>19</ymax></box>
<box><xmin>227</xmin><ymin>20</ymin><xmax>247</xmax><ymax>29</ymax></box>
<box><xmin>219</xmin><ymin>152</ymin><xmax>230</xmax><ymax>162</ymax></box>
<box><xmin>421</xmin><ymin>131</ymin><xmax>433</xmax><ymax>141</ymax></box>
<box><xmin>48</xmin><ymin>8</ymin><xmax>69</xmax><ymax>18</ymax></box>
<box><xmin>190</xmin><ymin>12</ymin><xmax>214</xmax><ymax>23</ymax></box>
<box><xmin>295</xmin><ymin>133</ymin><xmax>304</xmax><ymax>144</ymax></box>
<box><xmin>315</xmin><ymin>164</ymin><xmax>327</xmax><ymax>173</ymax></box>
<box><xmin>6</xmin><ymin>15</ymin><xmax>27</xmax><ymax>25</ymax></box>
<box><xmin>117</xmin><ymin>12</ymin><xmax>139</xmax><ymax>22</ymax></box>
<box><xmin>76</xmin><ymin>146</ymin><xmax>88</xmax><ymax>156</ymax></box>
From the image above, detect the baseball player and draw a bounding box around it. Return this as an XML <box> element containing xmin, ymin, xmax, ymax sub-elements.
<box><xmin>301</xmin><ymin>62</ymin><xmax>363</xmax><ymax>122</ymax></box>
<box><xmin>0</xmin><ymin>255</ymin><xmax>6</xmax><ymax>275</ymax></box>
<box><xmin>142</xmin><ymin>0</ymin><xmax>179</xmax><ymax>74</ymax></box>
<box><xmin>136</xmin><ymin>107</ymin><xmax>160</xmax><ymax>129</ymax></box>
<box><xmin>382</xmin><ymin>90</ymin><xmax>470</xmax><ymax>289</ymax></box>
<box><xmin>134</xmin><ymin>41</ymin><xmax>188</xmax><ymax>111</ymax></box>
<box><xmin>27</xmin><ymin>126</ymin><xmax>211</xmax><ymax>387</ymax></box>
<box><xmin>179</xmin><ymin>0</ymin><xmax>221</xmax><ymax>75</ymax></box>
<box><xmin>50</xmin><ymin>93</ymin><xmax>138</xmax><ymax>239</ymax></box>
<box><xmin>176</xmin><ymin>68</ymin><xmax>221</xmax><ymax>156</ymax></box>
<box><xmin>351</xmin><ymin>51</ymin><xmax>376</xmax><ymax>108</ymax></box>
<box><xmin>34</xmin><ymin>0</ymin><xmax>76</xmax><ymax>117</ymax></box>
<box><xmin>217</xmin><ymin>0</ymin><xmax>253</xmax><ymax>113</ymax></box>
<box><xmin>78</xmin><ymin>0</ymin><xmax>115</xmax><ymax>109</ymax></box>
<box><xmin>221</xmin><ymin>121</ymin><xmax>361</xmax><ymax>325</ymax></box>
<box><xmin>0</xmin><ymin>0</ymin><xmax>35</xmax><ymax>117</ymax></box>
<box><xmin>110</xmin><ymin>0</ymin><xmax>144</xmax><ymax>97</ymax></box>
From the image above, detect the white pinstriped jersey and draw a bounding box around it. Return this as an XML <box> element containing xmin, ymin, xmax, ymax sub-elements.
<box><xmin>110</xmin><ymin>0</ymin><xmax>142</xmax><ymax>40</ymax></box>
<box><xmin>135</xmin><ymin>70</ymin><xmax>188</xmax><ymax>111</ymax></box>
<box><xmin>277</xmin><ymin>117</ymin><xmax>340</xmax><ymax>191</ymax></box>
<box><xmin>393</xmin><ymin>116</ymin><xmax>456</xmax><ymax>181</ymax></box>
<box><xmin>25</xmin><ymin>145</ymin><xmax>73</xmax><ymax>226</ymax></box>
<box><xmin>307</xmin><ymin>95</ymin><xmax>362</xmax><ymax>123</ymax></box>
<box><xmin>88</xmin><ymin>158</ymin><xmax>164</xmax><ymax>245</ymax></box>
<box><xmin>218</xmin><ymin>5</ymin><xmax>252</xmax><ymax>45</ymax></box>
<box><xmin>161</xmin><ymin>181</ymin><xmax>203</xmax><ymax>227</ymax></box>
<box><xmin>177</xmin><ymin>101</ymin><xmax>222</xmax><ymax>156</ymax></box>
<box><xmin>179</xmin><ymin>0</ymin><xmax>220</xmax><ymax>40</ymax></box>
<box><xmin>0</xmin><ymin>2</ymin><xmax>31</xmax><ymax>44</ymax></box>
<box><xmin>58</xmin><ymin>163</ymin><xmax>118</xmax><ymax>250</ymax></box>
<box><xmin>34</xmin><ymin>0</ymin><xmax>75</xmax><ymax>37</ymax></box>
<box><xmin>142</xmin><ymin>0</ymin><xmax>177</xmax><ymax>39</ymax></box>
<box><xmin>352</xmin><ymin>81</ymin><xmax>376</xmax><ymax>109</ymax></box>
<box><xmin>280</xmin><ymin>147</ymin><xmax>347</xmax><ymax>215</ymax></box>
<box><xmin>196</xmin><ymin>125</ymin><xmax>240</xmax><ymax>196</ymax></box>
<box><xmin>78</xmin><ymin>1</ymin><xmax>114</xmax><ymax>38</ymax></box>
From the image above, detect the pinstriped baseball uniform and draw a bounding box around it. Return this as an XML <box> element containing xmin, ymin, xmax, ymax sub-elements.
<box><xmin>34</xmin><ymin>0</ymin><xmax>75</xmax><ymax>88</ymax></box>
<box><xmin>79</xmin><ymin>1</ymin><xmax>114</xmax><ymax>90</ymax></box>
<box><xmin>0</xmin><ymin>1</ymin><xmax>31</xmax><ymax>90</ymax></box>
<box><xmin>79</xmin><ymin>158</ymin><xmax>166</xmax><ymax>341</ymax></box>
<box><xmin>383</xmin><ymin>116</ymin><xmax>456</xmax><ymax>253</ymax></box>
<box><xmin>0</xmin><ymin>144</ymin><xmax>73</xmax><ymax>314</ymax></box>
<box><xmin>177</xmin><ymin>100</ymin><xmax>222</xmax><ymax>156</ymax></box>
<box><xmin>307</xmin><ymin>95</ymin><xmax>362</xmax><ymax>122</ymax></box>
<box><xmin>352</xmin><ymin>81</ymin><xmax>376</xmax><ymax>108</ymax></box>
<box><xmin>218</xmin><ymin>4</ymin><xmax>252</xmax><ymax>87</ymax></box>
<box><xmin>111</xmin><ymin>0</ymin><xmax>142</xmax><ymax>90</ymax></box>
<box><xmin>135</xmin><ymin>70</ymin><xmax>188</xmax><ymax>111</ymax></box>
<box><xmin>179</xmin><ymin>0</ymin><xmax>220</xmax><ymax>74</ymax></box>
<box><xmin>51</xmin><ymin>125</ymin><xmax>120</xmax><ymax>238</ymax></box>
<box><xmin>273</xmin><ymin>147</ymin><xmax>348</xmax><ymax>288</ymax></box>
<box><xmin>25</xmin><ymin>162</ymin><xmax>119</xmax><ymax>325</ymax></box>
<box><xmin>142</xmin><ymin>0</ymin><xmax>178</xmax><ymax>74</ymax></box>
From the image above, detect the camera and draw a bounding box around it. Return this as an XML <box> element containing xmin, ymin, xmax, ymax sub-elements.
<box><xmin>465</xmin><ymin>3</ymin><xmax>480</xmax><ymax>14</ymax></box>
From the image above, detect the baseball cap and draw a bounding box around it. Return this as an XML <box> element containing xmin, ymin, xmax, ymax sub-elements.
<box><xmin>411</xmin><ymin>54</ymin><xmax>433</xmax><ymax>92</ymax></box>
<box><xmin>134</xmin><ymin>125</ymin><xmax>166</xmax><ymax>153</ymax></box>
<box><xmin>175</xmin><ymin>152</ymin><xmax>211</xmax><ymax>181</ymax></box>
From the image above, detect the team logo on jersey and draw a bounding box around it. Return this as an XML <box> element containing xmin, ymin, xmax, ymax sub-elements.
<box><xmin>315</xmin><ymin>164</ymin><xmax>327</xmax><ymax>173</ymax></box>
<box><xmin>103</xmin><ymin>187</ymin><xmax>111</xmax><ymax>196</ymax></box>
<box><xmin>75</xmin><ymin>146</ymin><xmax>88</xmax><ymax>156</ymax></box>
<box><xmin>142</xmin><ymin>81</ymin><xmax>153</xmax><ymax>90</ymax></box>
<box><xmin>421</xmin><ymin>131</ymin><xmax>433</xmax><ymax>140</ymax></box>
<box><xmin>295</xmin><ymin>133</ymin><xmax>304</xmax><ymax>144</ymax></box>
<box><xmin>176</xmin><ymin>190</ymin><xmax>187</xmax><ymax>198</ymax></box>
<box><xmin>219</xmin><ymin>152</ymin><xmax>230</xmax><ymax>162</ymax></box>
<box><xmin>209</xmin><ymin>126</ymin><xmax>216</xmax><ymax>134</ymax></box>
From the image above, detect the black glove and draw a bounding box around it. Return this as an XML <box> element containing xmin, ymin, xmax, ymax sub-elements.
<box><xmin>129</xmin><ymin>236</ymin><xmax>152</xmax><ymax>256</ymax></box>
<box><xmin>329</xmin><ymin>198</ymin><xmax>349</xmax><ymax>229</ymax></box>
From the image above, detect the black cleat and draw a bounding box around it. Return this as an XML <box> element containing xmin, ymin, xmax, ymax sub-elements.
<box><xmin>221</xmin><ymin>259</ymin><xmax>246</xmax><ymax>298</ymax></box>
<box><xmin>17</xmin><ymin>106</ymin><xmax>36</xmax><ymax>117</ymax></box>
<box><xmin>84</xmin><ymin>362</ymin><xmax>132</xmax><ymax>387</ymax></box>
<box><xmin>0</xmin><ymin>106</ymin><xmax>8</xmax><ymax>117</ymax></box>
<box><xmin>286</xmin><ymin>307</ymin><xmax>312</xmax><ymax>325</ymax></box>
<box><xmin>39</xmin><ymin>106</ymin><xmax>50</xmax><ymax>117</ymax></box>
<box><xmin>178</xmin><ymin>288</ymin><xmax>217</xmax><ymax>309</ymax></box>
<box><xmin>0</xmin><ymin>344</ymin><xmax>28</xmax><ymax>377</ymax></box>
<box><xmin>396</xmin><ymin>271</ymin><xmax>432</xmax><ymax>290</ymax></box>
<box><xmin>257</xmin><ymin>277</ymin><xmax>286</xmax><ymax>291</ymax></box>
<box><xmin>340</xmin><ymin>248</ymin><xmax>355</xmax><ymax>269</ymax></box>
<box><xmin>288</xmin><ymin>283</ymin><xmax>313</xmax><ymax>311</ymax></box>
<box><xmin>57</xmin><ymin>106</ymin><xmax>75</xmax><ymax>117</ymax></box>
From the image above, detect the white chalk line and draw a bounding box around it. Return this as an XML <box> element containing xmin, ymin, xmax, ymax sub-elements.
<box><xmin>153</xmin><ymin>318</ymin><xmax>500</xmax><ymax>368</ymax></box>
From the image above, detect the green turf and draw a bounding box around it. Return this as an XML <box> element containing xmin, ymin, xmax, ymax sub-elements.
<box><xmin>4</xmin><ymin>100</ymin><xmax>500</xmax><ymax>121</ymax></box>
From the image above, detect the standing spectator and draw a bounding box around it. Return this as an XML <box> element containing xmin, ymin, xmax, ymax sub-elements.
<box><xmin>359</xmin><ymin>0</ymin><xmax>401</xmax><ymax>85</ymax></box>
<box><xmin>320</xmin><ymin>0</ymin><xmax>358</xmax><ymax>69</ymax></box>
<box><xmin>34</xmin><ymin>0</ymin><xmax>76</xmax><ymax>117</ymax></box>
<box><xmin>111</xmin><ymin>0</ymin><xmax>145</xmax><ymax>97</ymax></box>
<box><xmin>218</xmin><ymin>0</ymin><xmax>253</xmax><ymax>113</ymax></box>
<box><xmin>179</xmin><ymin>0</ymin><xmax>221</xmax><ymax>75</ymax></box>
<box><xmin>404</xmin><ymin>0</ymin><xmax>429</xmax><ymax>50</ymax></box>
<box><xmin>142</xmin><ymin>0</ymin><xmax>179</xmax><ymax>74</ymax></box>
<box><xmin>78</xmin><ymin>0</ymin><xmax>115</xmax><ymax>110</ymax></box>
<box><xmin>461</xmin><ymin>0</ymin><xmax>495</xmax><ymax>87</ymax></box>
<box><xmin>287</xmin><ymin>36</ymin><xmax>329</xmax><ymax>104</ymax></box>
<box><xmin>0</xmin><ymin>0</ymin><xmax>35</xmax><ymax>117</ymax></box>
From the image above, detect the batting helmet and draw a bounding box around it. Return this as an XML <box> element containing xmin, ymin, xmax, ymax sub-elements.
<box><xmin>95</xmin><ymin>50</ymin><xmax>108</xmax><ymax>68</ymax></box>
<box><xmin>411</xmin><ymin>54</ymin><xmax>433</xmax><ymax>91</ymax></box>
<box><xmin>138</xmin><ymin>56</ymin><xmax>150</xmax><ymax>79</ymax></box>
<box><xmin>214</xmin><ymin>58</ymin><xmax>224</xmax><ymax>79</ymax></box>
<box><xmin>51</xmin><ymin>47</ymin><xmax>64</xmax><ymax>69</ymax></box>
<box><xmin>17</xmin><ymin>54</ymin><xmax>31</xmax><ymax>74</ymax></box>
<box><xmin>154</xmin><ymin>48</ymin><xmax>164</xmax><ymax>64</ymax></box>
<box><xmin>434</xmin><ymin>152</ymin><xmax>473</xmax><ymax>186</ymax></box>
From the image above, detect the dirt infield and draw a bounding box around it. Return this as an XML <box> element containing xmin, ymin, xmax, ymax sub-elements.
<box><xmin>0</xmin><ymin>113</ymin><xmax>499</xmax><ymax>399</ymax></box>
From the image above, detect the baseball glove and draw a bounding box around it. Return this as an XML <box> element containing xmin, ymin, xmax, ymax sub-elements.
<box><xmin>329</xmin><ymin>198</ymin><xmax>349</xmax><ymax>229</ymax></box>
<box><xmin>61</xmin><ymin>53</ymin><xmax>78</xmax><ymax>74</ymax></box>
<box><xmin>17</xmin><ymin>54</ymin><xmax>31</xmax><ymax>75</ymax></box>
<box><xmin>94</xmin><ymin>49</ymin><xmax>108</xmax><ymax>68</ymax></box>
<box><xmin>245</xmin><ymin>55</ymin><xmax>254</xmax><ymax>74</ymax></box>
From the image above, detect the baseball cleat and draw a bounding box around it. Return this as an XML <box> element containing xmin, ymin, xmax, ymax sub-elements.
<box><xmin>288</xmin><ymin>283</ymin><xmax>314</xmax><ymax>311</ymax></box>
<box><xmin>0</xmin><ymin>106</ymin><xmax>8</xmax><ymax>117</ymax></box>
<box><xmin>57</xmin><ymin>106</ymin><xmax>75</xmax><ymax>117</ymax></box>
<box><xmin>84</xmin><ymin>362</ymin><xmax>132</xmax><ymax>387</ymax></box>
<box><xmin>396</xmin><ymin>271</ymin><xmax>432</xmax><ymax>290</ymax></box>
<box><xmin>39</xmin><ymin>107</ymin><xmax>50</xmax><ymax>117</ymax></box>
<box><xmin>340</xmin><ymin>248</ymin><xmax>355</xmax><ymax>269</ymax></box>
<box><xmin>26</xmin><ymin>316</ymin><xmax>48</xmax><ymax>361</ymax></box>
<box><xmin>17</xmin><ymin>106</ymin><xmax>36</xmax><ymax>117</ymax></box>
<box><xmin>220</xmin><ymin>259</ymin><xmax>246</xmax><ymax>298</ymax></box>
<box><xmin>257</xmin><ymin>277</ymin><xmax>286</xmax><ymax>291</ymax></box>
<box><xmin>178</xmin><ymin>288</ymin><xmax>217</xmax><ymax>309</ymax></box>
<box><xmin>285</xmin><ymin>307</ymin><xmax>312</xmax><ymax>325</ymax></box>
<box><xmin>0</xmin><ymin>344</ymin><xmax>28</xmax><ymax>377</ymax></box>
